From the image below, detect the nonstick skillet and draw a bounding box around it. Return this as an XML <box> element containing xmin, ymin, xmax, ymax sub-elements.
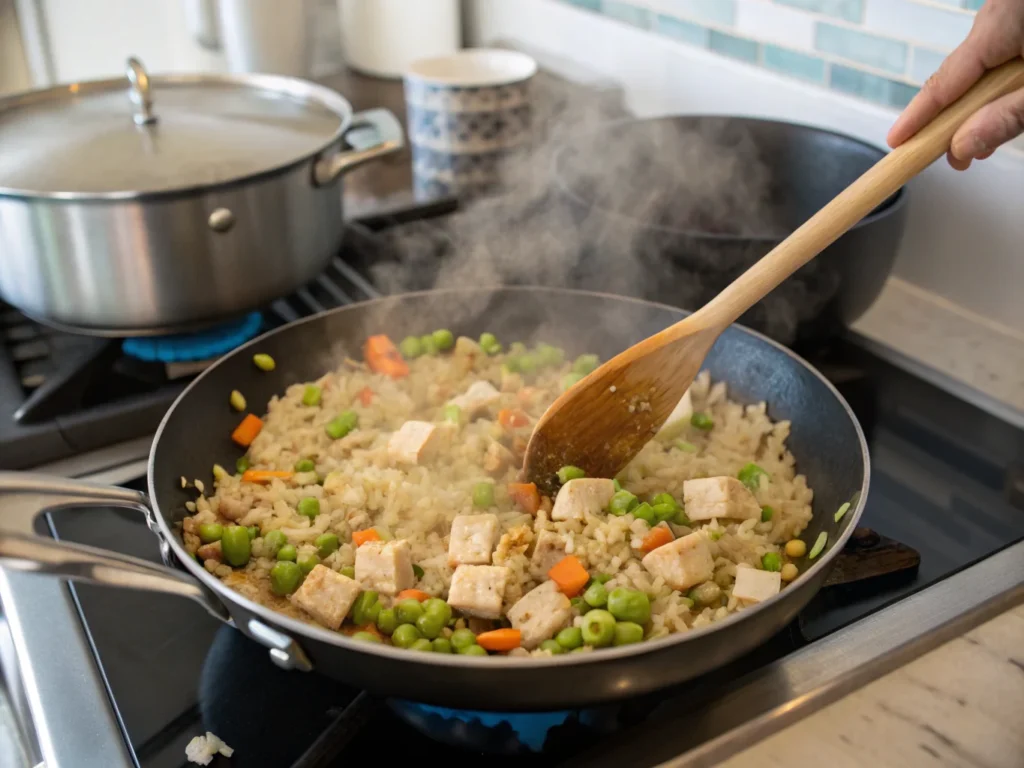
<box><xmin>0</xmin><ymin>287</ymin><xmax>868</xmax><ymax>710</ymax></box>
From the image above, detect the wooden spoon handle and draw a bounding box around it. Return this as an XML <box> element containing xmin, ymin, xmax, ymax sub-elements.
<box><xmin>693</xmin><ymin>56</ymin><xmax>1024</xmax><ymax>331</ymax></box>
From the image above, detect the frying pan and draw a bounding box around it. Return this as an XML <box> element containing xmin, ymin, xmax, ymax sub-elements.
<box><xmin>0</xmin><ymin>287</ymin><xmax>868</xmax><ymax>710</ymax></box>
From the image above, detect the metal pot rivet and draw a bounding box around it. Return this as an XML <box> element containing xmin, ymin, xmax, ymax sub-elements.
<box><xmin>208</xmin><ymin>208</ymin><xmax>235</xmax><ymax>233</ymax></box>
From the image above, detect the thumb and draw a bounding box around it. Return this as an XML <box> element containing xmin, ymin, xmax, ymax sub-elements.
<box><xmin>950</xmin><ymin>86</ymin><xmax>1024</xmax><ymax>161</ymax></box>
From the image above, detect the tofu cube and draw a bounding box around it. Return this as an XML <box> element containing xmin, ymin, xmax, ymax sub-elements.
<box><xmin>683</xmin><ymin>476</ymin><xmax>762</xmax><ymax>522</ymax></box>
<box><xmin>656</xmin><ymin>388</ymin><xmax>693</xmax><ymax>439</ymax></box>
<box><xmin>641</xmin><ymin>531</ymin><xmax>714</xmax><ymax>591</ymax></box>
<box><xmin>507</xmin><ymin>580</ymin><xmax>572</xmax><ymax>649</ymax></box>
<box><xmin>388</xmin><ymin>421</ymin><xmax>443</xmax><ymax>465</ymax></box>
<box><xmin>448</xmin><ymin>380</ymin><xmax>500</xmax><ymax>416</ymax></box>
<box><xmin>289</xmin><ymin>564</ymin><xmax>361</xmax><ymax>630</ymax></box>
<box><xmin>355</xmin><ymin>539</ymin><xmax>415</xmax><ymax>596</ymax></box>
<box><xmin>551</xmin><ymin>478</ymin><xmax>616</xmax><ymax>521</ymax></box>
<box><xmin>732</xmin><ymin>566</ymin><xmax>782</xmax><ymax>604</ymax></box>
<box><xmin>446</xmin><ymin>564</ymin><xmax>510</xmax><ymax>619</ymax></box>
<box><xmin>531</xmin><ymin>530</ymin><xmax>569</xmax><ymax>573</ymax></box>
<box><xmin>448</xmin><ymin>514</ymin><xmax>499</xmax><ymax>566</ymax></box>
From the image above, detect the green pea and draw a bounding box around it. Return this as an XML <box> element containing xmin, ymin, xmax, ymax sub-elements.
<box><xmin>198</xmin><ymin>523</ymin><xmax>223</xmax><ymax>543</ymax></box>
<box><xmin>432</xmin><ymin>637</ymin><xmax>453</xmax><ymax>653</ymax></box>
<box><xmin>235</xmin><ymin>455</ymin><xmax>251</xmax><ymax>474</ymax></box>
<box><xmin>479</xmin><ymin>333</ymin><xmax>499</xmax><ymax>354</ymax></box>
<box><xmin>459</xmin><ymin>643</ymin><xmax>488</xmax><ymax>656</ymax></box>
<box><xmin>631</xmin><ymin>502</ymin><xmax>655</xmax><ymax>524</ymax></box>
<box><xmin>450</xmin><ymin>628</ymin><xmax>477</xmax><ymax>651</ymax></box>
<box><xmin>252</xmin><ymin>353</ymin><xmax>275</xmax><ymax>372</ymax></box>
<box><xmin>535</xmin><ymin>343</ymin><xmax>565</xmax><ymax>367</ymax></box>
<box><xmin>442</xmin><ymin>404</ymin><xmax>462</xmax><ymax>425</ymax></box>
<box><xmin>391</xmin><ymin>623</ymin><xmax>422</xmax><ymax>649</ymax></box>
<box><xmin>761</xmin><ymin>506</ymin><xmax>775</xmax><ymax>523</ymax></box>
<box><xmin>581</xmin><ymin>609</ymin><xmax>616</xmax><ymax>647</ymax></box>
<box><xmin>608</xmin><ymin>489</ymin><xmax>639</xmax><ymax>516</ymax></box>
<box><xmin>263</xmin><ymin>529</ymin><xmax>287</xmax><ymax>556</ymax></box>
<box><xmin>570</xmin><ymin>596</ymin><xmax>589</xmax><ymax>614</ymax></box>
<box><xmin>674</xmin><ymin>440</ymin><xmax>698</xmax><ymax>453</ymax></box>
<box><xmin>423</xmin><ymin>598</ymin><xmax>453</xmax><ymax>625</ymax></box>
<box><xmin>297</xmin><ymin>497</ymin><xmax>320</xmax><ymax>519</ymax></box>
<box><xmin>269</xmin><ymin>561</ymin><xmax>302</xmax><ymax>595</ymax></box>
<box><xmin>613</xmin><ymin>621</ymin><xmax>645</xmax><ymax>646</ymax></box>
<box><xmin>399</xmin><ymin>336</ymin><xmax>422</xmax><ymax>358</ymax></box>
<box><xmin>420</xmin><ymin>335</ymin><xmax>439</xmax><ymax>356</ymax></box>
<box><xmin>376</xmin><ymin>608</ymin><xmax>398</xmax><ymax>635</ymax></box>
<box><xmin>572</xmin><ymin>354</ymin><xmax>600</xmax><ymax>376</ymax></box>
<box><xmin>503</xmin><ymin>357</ymin><xmax>522</xmax><ymax>374</ymax></box>
<box><xmin>415</xmin><ymin>612</ymin><xmax>445</xmax><ymax>639</ymax></box>
<box><xmin>315</xmin><ymin>533</ymin><xmax>340</xmax><ymax>557</ymax></box>
<box><xmin>560</xmin><ymin>371</ymin><xmax>585</xmax><ymax>391</ymax></box>
<box><xmin>673</xmin><ymin>507</ymin><xmax>691</xmax><ymax>526</ymax></box>
<box><xmin>761</xmin><ymin>552</ymin><xmax>782</xmax><ymax>572</ymax></box>
<box><xmin>556</xmin><ymin>626</ymin><xmax>584</xmax><ymax>650</ymax></box>
<box><xmin>301</xmin><ymin>385</ymin><xmax>322</xmax><ymax>407</ymax></box>
<box><xmin>351</xmin><ymin>631</ymin><xmax>381</xmax><ymax>643</ymax></box>
<box><xmin>325</xmin><ymin>410</ymin><xmax>358</xmax><ymax>440</ymax></box>
<box><xmin>517</xmin><ymin>353</ymin><xmax>539</xmax><ymax>375</ymax></box>
<box><xmin>295</xmin><ymin>458</ymin><xmax>316</xmax><ymax>472</ymax></box>
<box><xmin>606</xmin><ymin>587</ymin><xmax>651</xmax><ymax>624</ymax></box>
<box><xmin>583</xmin><ymin>580</ymin><xmax>608</xmax><ymax>608</ymax></box>
<box><xmin>472</xmin><ymin>482</ymin><xmax>495</xmax><ymax>508</ymax></box>
<box><xmin>432</xmin><ymin>329</ymin><xmax>455</xmax><ymax>351</ymax></box>
<box><xmin>220</xmin><ymin>526</ymin><xmax>251</xmax><ymax>567</ymax></box>
<box><xmin>340</xmin><ymin>565</ymin><xmax>356</xmax><ymax>579</ymax></box>
<box><xmin>690</xmin><ymin>412</ymin><xmax>714</xmax><ymax>431</ymax></box>
<box><xmin>297</xmin><ymin>553</ymin><xmax>320</xmax><ymax>574</ymax></box>
<box><xmin>411</xmin><ymin>637</ymin><xmax>434</xmax><ymax>652</ymax></box>
<box><xmin>594</xmin><ymin>573</ymin><xmax>613</xmax><ymax>584</ymax></box>
<box><xmin>738</xmin><ymin>463</ymin><xmax>769</xmax><ymax>492</ymax></box>
<box><xmin>652</xmin><ymin>492</ymin><xmax>679</xmax><ymax>510</ymax></box>
<box><xmin>540</xmin><ymin>639</ymin><xmax>564</xmax><ymax>655</ymax></box>
<box><xmin>246</xmin><ymin>525</ymin><xmax>259</xmax><ymax>540</ymax></box>
<box><xmin>350</xmin><ymin>590</ymin><xmax>380</xmax><ymax>625</ymax></box>
<box><xmin>556</xmin><ymin>465</ymin><xmax>586</xmax><ymax>484</ymax></box>
<box><xmin>395</xmin><ymin>599</ymin><xmax>424</xmax><ymax>625</ymax></box>
<box><xmin>277</xmin><ymin>544</ymin><xmax>297</xmax><ymax>562</ymax></box>
<box><xmin>652</xmin><ymin>503</ymin><xmax>677</xmax><ymax>524</ymax></box>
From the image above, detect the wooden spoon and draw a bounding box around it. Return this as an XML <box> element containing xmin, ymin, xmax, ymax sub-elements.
<box><xmin>525</xmin><ymin>57</ymin><xmax>1024</xmax><ymax>489</ymax></box>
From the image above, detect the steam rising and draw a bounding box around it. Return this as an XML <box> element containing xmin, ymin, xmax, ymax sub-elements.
<box><xmin>368</xmin><ymin>71</ymin><xmax>844</xmax><ymax>346</ymax></box>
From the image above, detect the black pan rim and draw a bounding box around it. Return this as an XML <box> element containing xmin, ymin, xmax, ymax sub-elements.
<box><xmin>148</xmin><ymin>286</ymin><xmax>871</xmax><ymax>670</ymax></box>
<box><xmin>550</xmin><ymin>113</ymin><xmax>908</xmax><ymax>243</ymax></box>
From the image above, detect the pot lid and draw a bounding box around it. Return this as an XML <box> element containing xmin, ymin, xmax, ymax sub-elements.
<box><xmin>0</xmin><ymin>58</ymin><xmax>351</xmax><ymax>198</ymax></box>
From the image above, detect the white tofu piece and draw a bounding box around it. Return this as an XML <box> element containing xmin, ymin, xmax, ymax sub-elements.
<box><xmin>531</xmin><ymin>530</ymin><xmax>569</xmax><ymax>573</ymax></box>
<box><xmin>289</xmin><ymin>564</ymin><xmax>362</xmax><ymax>630</ymax></box>
<box><xmin>447</xmin><ymin>380</ymin><xmax>500</xmax><ymax>416</ymax></box>
<box><xmin>682</xmin><ymin>476</ymin><xmax>761</xmax><ymax>521</ymax></box>
<box><xmin>448</xmin><ymin>514</ymin><xmax>499</xmax><ymax>566</ymax></box>
<box><xmin>388</xmin><ymin>421</ymin><xmax>443</xmax><ymax>465</ymax></box>
<box><xmin>641</xmin><ymin>531</ymin><xmax>714</xmax><ymax>591</ymax></box>
<box><xmin>656</xmin><ymin>388</ymin><xmax>693</xmax><ymax>439</ymax></box>
<box><xmin>446</xmin><ymin>564</ymin><xmax>510</xmax><ymax>619</ymax></box>
<box><xmin>732</xmin><ymin>566</ymin><xmax>782</xmax><ymax>604</ymax></box>
<box><xmin>507</xmin><ymin>580</ymin><xmax>572</xmax><ymax>649</ymax></box>
<box><xmin>551</xmin><ymin>478</ymin><xmax>616</xmax><ymax>521</ymax></box>
<box><xmin>355</xmin><ymin>539</ymin><xmax>415</xmax><ymax>596</ymax></box>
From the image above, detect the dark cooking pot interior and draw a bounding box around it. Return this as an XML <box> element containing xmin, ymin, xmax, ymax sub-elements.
<box><xmin>554</xmin><ymin>116</ymin><xmax>901</xmax><ymax>239</ymax></box>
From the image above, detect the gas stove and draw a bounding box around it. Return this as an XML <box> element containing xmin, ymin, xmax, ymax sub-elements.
<box><xmin>1</xmin><ymin>200</ymin><xmax>1022</xmax><ymax>768</ymax></box>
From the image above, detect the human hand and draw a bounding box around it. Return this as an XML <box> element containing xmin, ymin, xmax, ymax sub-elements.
<box><xmin>887</xmin><ymin>0</ymin><xmax>1024</xmax><ymax>170</ymax></box>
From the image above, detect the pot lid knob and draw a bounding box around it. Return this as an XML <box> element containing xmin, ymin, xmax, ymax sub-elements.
<box><xmin>126</xmin><ymin>56</ymin><xmax>156</xmax><ymax>126</ymax></box>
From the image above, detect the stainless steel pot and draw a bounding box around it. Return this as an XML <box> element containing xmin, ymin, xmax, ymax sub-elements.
<box><xmin>0</xmin><ymin>57</ymin><xmax>403</xmax><ymax>336</ymax></box>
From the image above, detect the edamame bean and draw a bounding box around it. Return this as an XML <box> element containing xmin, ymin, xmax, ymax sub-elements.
<box><xmin>472</xmin><ymin>482</ymin><xmax>495</xmax><ymax>508</ymax></box>
<box><xmin>295</xmin><ymin>458</ymin><xmax>315</xmax><ymax>472</ymax></box>
<box><xmin>352</xmin><ymin>631</ymin><xmax>381</xmax><ymax>643</ymax></box>
<box><xmin>432</xmin><ymin>638</ymin><xmax>453</xmax><ymax>653</ymax></box>
<box><xmin>450</xmin><ymin>628</ymin><xmax>477</xmax><ymax>651</ymax></box>
<box><xmin>198</xmin><ymin>523</ymin><xmax>223</xmax><ymax>544</ymax></box>
<box><xmin>376</xmin><ymin>608</ymin><xmax>398</xmax><ymax>635</ymax></box>
<box><xmin>613</xmin><ymin>621</ymin><xmax>644</xmax><ymax>646</ymax></box>
<box><xmin>229</xmin><ymin>390</ymin><xmax>246</xmax><ymax>411</ymax></box>
<box><xmin>606</xmin><ymin>588</ymin><xmax>651</xmax><ymax>624</ymax></box>
<box><xmin>297</xmin><ymin>553</ymin><xmax>320</xmax><ymax>574</ymax></box>
<box><xmin>220</xmin><ymin>526</ymin><xmax>251</xmax><ymax>567</ymax></box>
<box><xmin>340</xmin><ymin>565</ymin><xmax>356</xmax><ymax>579</ymax></box>
<box><xmin>572</xmin><ymin>354</ymin><xmax>599</xmax><ymax>375</ymax></box>
<box><xmin>325</xmin><ymin>410</ymin><xmax>358</xmax><ymax>440</ymax></box>
<box><xmin>315</xmin><ymin>533</ymin><xmax>339</xmax><ymax>557</ymax></box>
<box><xmin>459</xmin><ymin>644</ymin><xmax>487</xmax><ymax>656</ymax></box>
<box><xmin>556</xmin><ymin>626</ymin><xmax>584</xmax><ymax>650</ymax></box>
<box><xmin>302</xmin><ymin>385</ymin><xmax>322</xmax><ymax>407</ymax></box>
<box><xmin>253</xmin><ymin>354</ymin><xmax>275</xmax><ymax>372</ymax></box>
<box><xmin>235</xmin><ymin>456</ymin><xmax>251</xmax><ymax>474</ymax></box>
<box><xmin>442</xmin><ymin>404</ymin><xmax>462</xmax><ymax>425</ymax></box>
<box><xmin>673</xmin><ymin>507</ymin><xmax>691</xmax><ymax>526</ymax></box>
<box><xmin>391</xmin><ymin>624</ymin><xmax>421</xmax><ymax>649</ymax></box>
<box><xmin>270</xmin><ymin>561</ymin><xmax>302</xmax><ymax>595</ymax></box>
<box><xmin>688</xmin><ymin>582</ymin><xmax>722</xmax><ymax>606</ymax></box>
<box><xmin>652</xmin><ymin>503</ymin><xmax>677</xmax><ymax>523</ymax></box>
<box><xmin>690</xmin><ymin>412</ymin><xmax>714</xmax><ymax>431</ymax></box>
<box><xmin>351</xmin><ymin>590</ymin><xmax>381</xmax><ymax>626</ymax></box>
<box><xmin>297</xmin><ymin>497</ymin><xmax>320</xmax><ymax>519</ymax></box>
<box><xmin>556</xmin><ymin>465</ymin><xmax>586</xmax><ymax>484</ymax></box>
<box><xmin>277</xmin><ymin>544</ymin><xmax>297</xmax><ymax>562</ymax></box>
<box><xmin>583</xmin><ymin>580</ymin><xmax>608</xmax><ymax>608</ymax></box>
<box><xmin>581</xmin><ymin>609</ymin><xmax>616</xmax><ymax>648</ymax></box>
<box><xmin>399</xmin><ymin>336</ymin><xmax>423</xmax><ymax>359</ymax></box>
<box><xmin>395</xmin><ymin>599</ymin><xmax>424</xmax><ymax>625</ymax></box>
<box><xmin>246</xmin><ymin>526</ymin><xmax>259</xmax><ymax>540</ymax></box>
<box><xmin>263</xmin><ymin>529</ymin><xmax>287</xmax><ymax>556</ymax></box>
<box><xmin>540</xmin><ymin>639</ymin><xmax>564</xmax><ymax>654</ymax></box>
<box><xmin>608</xmin><ymin>490</ymin><xmax>639</xmax><ymax>516</ymax></box>
<box><xmin>631</xmin><ymin>502</ymin><xmax>655</xmax><ymax>524</ymax></box>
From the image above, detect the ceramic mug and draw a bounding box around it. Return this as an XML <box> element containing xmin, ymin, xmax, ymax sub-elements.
<box><xmin>403</xmin><ymin>50</ymin><xmax>538</xmax><ymax>198</ymax></box>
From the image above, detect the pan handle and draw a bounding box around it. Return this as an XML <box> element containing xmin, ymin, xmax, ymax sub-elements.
<box><xmin>312</xmin><ymin>108</ymin><xmax>405</xmax><ymax>187</ymax></box>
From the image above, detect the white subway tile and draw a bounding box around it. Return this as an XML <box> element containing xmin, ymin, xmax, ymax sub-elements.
<box><xmin>863</xmin><ymin>0</ymin><xmax>973</xmax><ymax>51</ymax></box>
<box><xmin>736</xmin><ymin>1</ymin><xmax>815</xmax><ymax>51</ymax></box>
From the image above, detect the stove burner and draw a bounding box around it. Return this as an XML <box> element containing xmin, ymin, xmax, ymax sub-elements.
<box><xmin>122</xmin><ymin>313</ymin><xmax>263</xmax><ymax>363</ymax></box>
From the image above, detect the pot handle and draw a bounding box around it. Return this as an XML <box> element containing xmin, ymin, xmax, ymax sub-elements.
<box><xmin>313</xmin><ymin>108</ymin><xmax>405</xmax><ymax>187</ymax></box>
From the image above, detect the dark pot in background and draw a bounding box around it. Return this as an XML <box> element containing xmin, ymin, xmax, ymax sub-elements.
<box><xmin>552</xmin><ymin>116</ymin><xmax>908</xmax><ymax>348</ymax></box>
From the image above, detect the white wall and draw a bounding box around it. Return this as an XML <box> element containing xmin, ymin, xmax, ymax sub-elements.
<box><xmin>465</xmin><ymin>0</ymin><xmax>1024</xmax><ymax>334</ymax></box>
<box><xmin>0</xmin><ymin>0</ymin><xmax>31</xmax><ymax>94</ymax></box>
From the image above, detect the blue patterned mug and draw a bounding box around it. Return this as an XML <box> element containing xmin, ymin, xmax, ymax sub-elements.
<box><xmin>404</xmin><ymin>49</ymin><xmax>537</xmax><ymax>198</ymax></box>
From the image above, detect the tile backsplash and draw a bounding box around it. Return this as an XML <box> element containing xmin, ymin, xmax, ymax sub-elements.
<box><xmin>557</xmin><ymin>0</ymin><xmax>980</xmax><ymax>108</ymax></box>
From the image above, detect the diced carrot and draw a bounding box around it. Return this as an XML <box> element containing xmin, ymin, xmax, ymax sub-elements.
<box><xmin>352</xmin><ymin>529</ymin><xmax>381</xmax><ymax>547</ymax></box>
<box><xmin>357</xmin><ymin>386</ymin><xmax>374</xmax><ymax>406</ymax></box>
<box><xmin>231</xmin><ymin>413</ymin><xmax>264</xmax><ymax>447</ymax></box>
<box><xmin>395</xmin><ymin>589</ymin><xmax>431</xmax><ymax>602</ymax></box>
<box><xmin>547</xmin><ymin>555</ymin><xmax>590</xmax><ymax>597</ymax></box>
<box><xmin>241</xmin><ymin>469</ymin><xmax>294</xmax><ymax>484</ymax></box>
<box><xmin>364</xmin><ymin>335</ymin><xmax>409</xmax><ymax>379</ymax></box>
<box><xmin>342</xmin><ymin>623</ymin><xmax>382</xmax><ymax>638</ymax></box>
<box><xmin>508</xmin><ymin>482</ymin><xmax>541</xmax><ymax>515</ymax></box>
<box><xmin>475</xmin><ymin>628</ymin><xmax>522</xmax><ymax>652</ymax></box>
<box><xmin>497</xmin><ymin>408</ymin><xmax>530</xmax><ymax>429</ymax></box>
<box><xmin>641</xmin><ymin>525</ymin><xmax>675</xmax><ymax>553</ymax></box>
